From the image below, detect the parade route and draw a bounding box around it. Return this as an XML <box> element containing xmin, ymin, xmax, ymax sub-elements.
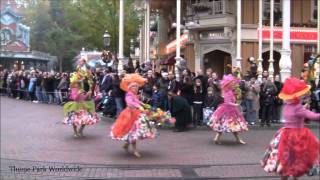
<box><xmin>1</xmin><ymin>97</ymin><xmax>319</xmax><ymax>179</ymax></box>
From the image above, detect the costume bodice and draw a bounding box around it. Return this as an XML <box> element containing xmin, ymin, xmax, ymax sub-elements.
<box><xmin>283</xmin><ymin>102</ymin><xmax>320</xmax><ymax>128</ymax></box>
<box><xmin>125</xmin><ymin>91</ymin><xmax>141</xmax><ymax>108</ymax></box>
<box><xmin>222</xmin><ymin>90</ymin><xmax>236</xmax><ymax>104</ymax></box>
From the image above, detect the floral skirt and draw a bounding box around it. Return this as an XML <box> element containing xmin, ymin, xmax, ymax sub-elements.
<box><xmin>110</xmin><ymin>108</ymin><xmax>157</xmax><ymax>143</ymax></box>
<box><xmin>63</xmin><ymin>110</ymin><xmax>99</xmax><ymax>126</ymax></box>
<box><xmin>207</xmin><ymin>103</ymin><xmax>248</xmax><ymax>133</ymax></box>
<box><xmin>261</xmin><ymin>127</ymin><xmax>319</xmax><ymax>177</ymax></box>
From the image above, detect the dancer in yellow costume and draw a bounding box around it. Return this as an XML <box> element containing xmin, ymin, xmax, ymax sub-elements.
<box><xmin>63</xmin><ymin>58</ymin><xmax>99</xmax><ymax>137</ymax></box>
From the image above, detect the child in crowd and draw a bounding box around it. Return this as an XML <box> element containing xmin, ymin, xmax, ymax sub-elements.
<box><xmin>151</xmin><ymin>83</ymin><xmax>161</xmax><ymax>112</ymax></box>
<box><xmin>193</xmin><ymin>78</ymin><xmax>204</xmax><ymax>127</ymax></box>
<box><xmin>203</xmin><ymin>87</ymin><xmax>223</xmax><ymax>124</ymax></box>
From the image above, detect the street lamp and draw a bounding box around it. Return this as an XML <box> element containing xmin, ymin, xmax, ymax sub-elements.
<box><xmin>130</xmin><ymin>39</ymin><xmax>134</xmax><ymax>56</ymax></box>
<box><xmin>103</xmin><ymin>30</ymin><xmax>111</xmax><ymax>49</ymax></box>
<box><xmin>102</xmin><ymin>30</ymin><xmax>111</xmax><ymax>64</ymax></box>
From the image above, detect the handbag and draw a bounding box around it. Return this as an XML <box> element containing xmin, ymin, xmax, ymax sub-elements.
<box><xmin>202</xmin><ymin>107</ymin><xmax>213</xmax><ymax>124</ymax></box>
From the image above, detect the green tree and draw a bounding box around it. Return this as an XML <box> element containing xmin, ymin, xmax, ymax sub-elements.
<box><xmin>21</xmin><ymin>0</ymin><xmax>141</xmax><ymax>71</ymax></box>
<box><xmin>66</xmin><ymin>0</ymin><xmax>141</xmax><ymax>56</ymax></box>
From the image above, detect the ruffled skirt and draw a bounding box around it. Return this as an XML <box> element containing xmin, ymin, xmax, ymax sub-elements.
<box><xmin>207</xmin><ymin>103</ymin><xmax>248</xmax><ymax>133</ymax></box>
<box><xmin>63</xmin><ymin>110</ymin><xmax>99</xmax><ymax>126</ymax></box>
<box><xmin>63</xmin><ymin>101</ymin><xmax>99</xmax><ymax>126</ymax></box>
<box><xmin>261</xmin><ymin>127</ymin><xmax>319</xmax><ymax>177</ymax></box>
<box><xmin>110</xmin><ymin>108</ymin><xmax>157</xmax><ymax>143</ymax></box>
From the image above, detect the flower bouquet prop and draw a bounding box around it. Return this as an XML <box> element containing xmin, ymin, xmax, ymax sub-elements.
<box><xmin>140</xmin><ymin>103</ymin><xmax>176</xmax><ymax>127</ymax></box>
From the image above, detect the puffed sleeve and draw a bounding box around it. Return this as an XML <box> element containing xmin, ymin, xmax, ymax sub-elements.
<box><xmin>296</xmin><ymin>104</ymin><xmax>320</xmax><ymax>121</ymax></box>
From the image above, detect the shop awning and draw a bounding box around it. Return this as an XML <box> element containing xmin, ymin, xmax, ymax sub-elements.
<box><xmin>165</xmin><ymin>34</ymin><xmax>188</xmax><ymax>54</ymax></box>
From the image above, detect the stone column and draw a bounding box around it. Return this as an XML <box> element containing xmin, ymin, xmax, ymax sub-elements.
<box><xmin>139</xmin><ymin>25</ymin><xmax>144</xmax><ymax>64</ymax></box>
<box><xmin>316</xmin><ymin>0</ymin><xmax>320</xmax><ymax>86</ymax></box>
<box><xmin>118</xmin><ymin>0</ymin><xmax>124</xmax><ymax>74</ymax></box>
<box><xmin>257</xmin><ymin>0</ymin><xmax>263</xmax><ymax>82</ymax></box>
<box><xmin>175</xmin><ymin>0</ymin><xmax>182</xmax><ymax>81</ymax></box>
<box><xmin>144</xmin><ymin>0</ymin><xmax>150</xmax><ymax>63</ymax></box>
<box><xmin>268</xmin><ymin>0</ymin><xmax>275</xmax><ymax>81</ymax></box>
<box><xmin>279</xmin><ymin>0</ymin><xmax>292</xmax><ymax>82</ymax></box>
<box><xmin>235</xmin><ymin>0</ymin><xmax>242</xmax><ymax>69</ymax></box>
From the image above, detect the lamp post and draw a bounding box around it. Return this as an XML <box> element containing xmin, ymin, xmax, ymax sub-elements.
<box><xmin>102</xmin><ymin>30</ymin><xmax>111</xmax><ymax>67</ymax></box>
<box><xmin>130</xmin><ymin>39</ymin><xmax>134</xmax><ymax>57</ymax></box>
<box><xmin>103</xmin><ymin>30</ymin><xmax>111</xmax><ymax>50</ymax></box>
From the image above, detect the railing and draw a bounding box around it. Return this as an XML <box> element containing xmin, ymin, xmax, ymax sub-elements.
<box><xmin>190</xmin><ymin>0</ymin><xmax>226</xmax><ymax>15</ymax></box>
<box><xmin>213</xmin><ymin>0</ymin><xmax>223</xmax><ymax>14</ymax></box>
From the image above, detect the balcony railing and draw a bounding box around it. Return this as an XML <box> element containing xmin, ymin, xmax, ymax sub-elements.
<box><xmin>188</xmin><ymin>0</ymin><xmax>229</xmax><ymax>16</ymax></box>
<box><xmin>213</xmin><ymin>1</ymin><xmax>223</xmax><ymax>14</ymax></box>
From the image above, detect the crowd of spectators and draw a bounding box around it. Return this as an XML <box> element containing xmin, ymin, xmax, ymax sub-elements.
<box><xmin>1</xmin><ymin>63</ymin><xmax>319</xmax><ymax>128</ymax></box>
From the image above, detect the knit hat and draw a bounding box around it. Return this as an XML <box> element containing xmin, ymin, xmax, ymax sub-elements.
<box><xmin>279</xmin><ymin>77</ymin><xmax>311</xmax><ymax>100</ymax></box>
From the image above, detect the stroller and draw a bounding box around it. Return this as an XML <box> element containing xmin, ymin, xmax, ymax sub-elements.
<box><xmin>95</xmin><ymin>90</ymin><xmax>116</xmax><ymax>118</ymax></box>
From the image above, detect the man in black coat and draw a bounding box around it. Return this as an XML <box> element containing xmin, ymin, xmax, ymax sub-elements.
<box><xmin>167</xmin><ymin>91</ymin><xmax>192</xmax><ymax>132</ymax></box>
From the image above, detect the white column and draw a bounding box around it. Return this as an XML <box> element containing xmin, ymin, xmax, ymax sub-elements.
<box><xmin>175</xmin><ymin>0</ymin><xmax>182</xmax><ymax>81</ymax></box>
<box><xmin>279</xmin><ymin>0</ymin><xmax>292</xmax><ymax>82</ymax></box>
<box><xmin>316</xmin><ymin>0</ymin><xmax>320</xmax><ymax>86</ymax></box>
<box><xmin>236</xmin><ymin>0</ymin><xmax>242</xmax><ymax>69</ymax></box>
<box><xmin>257</xmin><ymin>0</ymin><xmax>263</xmax><ymax>82</ymax></box>
<box><xmin>139</xmin><ymin>26</ymin><xmax>143</xmax><ymax>64</ymax></box>
<box><xmin>143</xmin><ymin>1</ymin><xmax>147</xmax><ymax>63</ymax></box>
<box><xmin>118</xmin><ymin>0</ymin><xmax>124</xmax><ymax>74</ymax></box>
<box><xmin>318</xmin><ymin>0</ymin><xmax>320</xmax><ymax>53</ymax></box>
<box><xmin>268</xmin><ymin>0</ymin><xmax>274</xmax><ymax>81</ymax></box>
<box><xmin>146</xmin><ymin>0</ymin><xmax>150</xmax><ymax>62</ymax></box>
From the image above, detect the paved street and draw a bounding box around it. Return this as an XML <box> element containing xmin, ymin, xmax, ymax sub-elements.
<box><xmin>1</xmin><ymin>97</ymin><xmax>319</xmax><ymax>179</ymax></box>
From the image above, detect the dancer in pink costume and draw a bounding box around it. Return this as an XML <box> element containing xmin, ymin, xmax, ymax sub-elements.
<box><xmin>261</xmin><ymin>77</ymin><xmax>320</xmax><ymax>180</ymax></box>
<box><xmin>207</xmin><ymin>74</ymin><xmax>248</xmax><ymax>144</ymax></box>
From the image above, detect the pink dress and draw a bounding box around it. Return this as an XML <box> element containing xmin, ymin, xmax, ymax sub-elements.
<box><xmin>207</xmin><ymin>89</ymin><xmax>248</xmax><ymax>133</ymax></box>
<box><xmin>261</xmin><ymin>102</ymin><xmax>320</xmax><ymax>177</ymax></box>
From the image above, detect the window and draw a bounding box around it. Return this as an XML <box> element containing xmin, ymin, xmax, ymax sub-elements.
<box><xmin>311</xmin><ymin>0</ymin><xmax>317</xmax><ymax>21</ymax></box>
<box><xmin>263</xmin><ymin>0</ymin><xmax>282</xmax><ymax>25</ymax></box>
<box><xmin>304</xmin><ymin>45</ymin><xmax>317</xmax><ymax>63</ymax></box>
<box><xmin>0</xmin><ymin>29</ymin><xmax>11</xmax><ymax>45</ymax></box>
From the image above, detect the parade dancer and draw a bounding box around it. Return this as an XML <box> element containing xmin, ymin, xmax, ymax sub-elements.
<box><xmin>110</xmin><ymin>74</ymin><xmax>155</xmax><ymax>158</ymax></box>
<box><xmin>63</xmin><ymin>58</ymin><xmax>99</xmax><ymax>137</ymax></box>
<box><xmin>207</xmin><ymin>74</ymin><xmax>248</xmax><ymax>144</ymax></box>
<box><xmin>261</xmin><ymin>77</ymin><xmax>320</xmax><ymax>180</ymax></box>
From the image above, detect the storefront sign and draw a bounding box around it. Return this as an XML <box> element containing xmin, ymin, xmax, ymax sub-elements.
<box><xmin>259</xmin><ymin>27</ymin><xmax>318</xmax><ymax>43</ymax></box>
<box><xmin>166</xmin><ymin>34</ymin><xmax>188</xmax><ymax>54</ymax></box>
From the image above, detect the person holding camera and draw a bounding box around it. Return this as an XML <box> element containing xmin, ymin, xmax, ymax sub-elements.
<box><xmin>244</xmin><ymin>77</ymin><xmax>260</xmax><ymax>125</ymax></box>
<box><xmin>260</xmin><ymin>78</ymin><xmax>278</xmax><ymax>127</ymax></box>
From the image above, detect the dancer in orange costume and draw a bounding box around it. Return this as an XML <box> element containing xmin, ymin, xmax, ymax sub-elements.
<box><xmin>110</xmin><ymin>73</ymin><xmax>155</xmax><ymax>158</ymax></box>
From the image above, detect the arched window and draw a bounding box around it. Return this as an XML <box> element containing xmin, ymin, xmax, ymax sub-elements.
<box><xmin>0</xmin><ymin>29</ymin><xmax>12</xmax><ymax>45</ymax></box>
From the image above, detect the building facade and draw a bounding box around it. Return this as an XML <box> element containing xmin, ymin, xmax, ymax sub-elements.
<box><xmin>0</xmin><ymin>0</ymin><xmax>57</xmax><ymax>71</ymax></box>
<box><xmin>141</xmin><ymin>0</ymin><xmax>318</xmax><ymax>79</ymax></box>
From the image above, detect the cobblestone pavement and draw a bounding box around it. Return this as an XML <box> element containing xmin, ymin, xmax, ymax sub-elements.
<box><xmin>1</xmin><ymin>97</ymin><xmax>319</xmax><ymax>179</ymax></box>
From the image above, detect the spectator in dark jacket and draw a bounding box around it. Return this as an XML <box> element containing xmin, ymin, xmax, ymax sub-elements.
<box><xmin>151</xmin><ymin>83</ymin><xmax>161</xmax><ymax>111</ymax></box>
<box><xmin>204</xmin><ymin>87</ymin><xmax>223</xmax><ymax>111</ymax></box>
<box><xmin>273</xmin><ymin>75</ymin><xmax>283</xmax><ymax>123</ymax></box>
<box><xmin>112</xmin><ymin>74</ymin><xmax>125</xmax><ymax>117</ymax></box>
<box><xmin>193</xmin><ymin>78</ymin><xmax>205</xmax><ymax>127</ymax></box>
<box><xmin>102</xmin><ymin>90</ymin><xmax>116</xmax><ymax>117</ymax></box>
<box><xmin>260</xmin><ymin>78</ymin><xmax>278</xmax><ymax>127</ymax></box>
<box><xmin>43</xmin><ymin>73</ymin><xmax>55</xmax><ymax>104</ymax></box>
<box><xmin>159</xmin><ymin>72</ymin><xmax>170</xmax><ymax>110</ymax></box>
<box><xmin>180</xmin><ymin>76</ymin><xmax>194</xmax><ymax>106</ymax></box>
